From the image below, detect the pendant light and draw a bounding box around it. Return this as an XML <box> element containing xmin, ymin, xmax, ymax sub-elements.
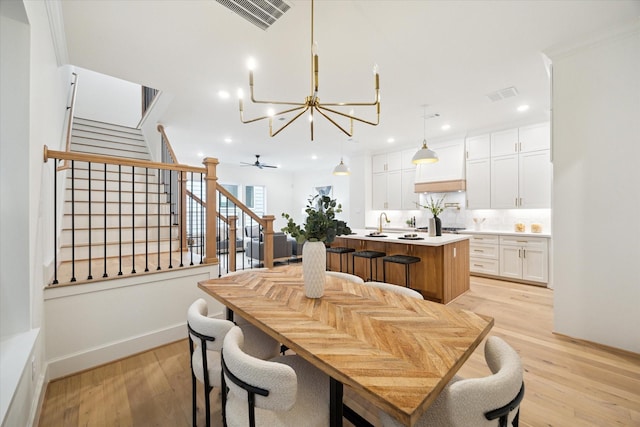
<box><xmin>411</xmin><ymin>107</ymin><xmax>439</xmax><ymax>164</ymax></box>
<box><xmin>333</xmin><ymin>138</ymin><xmax>351</xmax><ymax>176</ymax></box>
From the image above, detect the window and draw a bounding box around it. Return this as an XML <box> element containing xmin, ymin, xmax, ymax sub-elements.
<box><xmin>245</xmin><ymin>185</ymin><xmax>266</xmax><ymax>217</ymax></box>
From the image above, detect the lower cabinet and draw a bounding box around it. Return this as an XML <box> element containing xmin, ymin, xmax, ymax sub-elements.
<box><xmin>499</xmin><ymin>236</ymin><xmax>548</xmax><ymax>283</ymax></box>
<box><xmin>469</xmin><ymin>233</ymin><xmax>549</xmax><ymax>285</ymax></box>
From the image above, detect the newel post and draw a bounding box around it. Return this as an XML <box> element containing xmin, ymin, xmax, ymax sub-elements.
<box><xmin>228</xmin><ymin>215</ymin><xmax>238</xmax><ymax>272</ymax></box>
<box><xmin>203</xmin><ymin>157</ymin><xmax>219</xmax><ymax>265</ymax></box>
<box><xmin>262</xmin><ymin>215</ymin><xmax>275</xmax><ymax>268</ymax></box>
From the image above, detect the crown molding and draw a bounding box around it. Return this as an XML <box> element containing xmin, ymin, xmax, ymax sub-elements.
<box><xmin>45</xmin><ymin>0</ymin><xmax>69</xmax><ymax>66</ymax></box>
<box><xmin>544</xmin><ymin>17</ymin><xmax>639</xmax><ymax>61</ymax></box>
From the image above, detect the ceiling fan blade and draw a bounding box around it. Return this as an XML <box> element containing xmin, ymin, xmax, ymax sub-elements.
<box><xmin>262</xmin><ymin>164</ymin><xmax>278</xmax><ymax>168</ymax></box>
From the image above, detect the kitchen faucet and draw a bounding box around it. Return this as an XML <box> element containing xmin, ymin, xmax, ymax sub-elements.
<box><xmin>378</xmin><ymin>212</ymin><xmax>390</xmax><ymax>233</ymax></box>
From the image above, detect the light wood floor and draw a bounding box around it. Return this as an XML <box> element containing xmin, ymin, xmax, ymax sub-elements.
<box><xmin>38</xmin><ymin>276</ymin><xmax>640</xmax><ymax>427</ymax></box>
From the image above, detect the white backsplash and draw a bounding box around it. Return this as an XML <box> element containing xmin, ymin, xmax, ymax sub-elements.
<box><xmin>366</xmin><ymin>191</ymin><xmax>551</xmax><ymax>234</ymax></box>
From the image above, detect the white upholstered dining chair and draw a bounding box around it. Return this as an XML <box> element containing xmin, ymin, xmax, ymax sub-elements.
<box><xmin>364</xmin><ymin>281</ymin><xmax>424</xmax><ymax>299</ymax></box>
<box><xmin>187</xmin><ymin>298</ymin><xmax>279</xmax><ymax>427</ymax></box>
<box><xmin>221</xmin><ymin>325</ymin><xmax>331</xmax><ymax>427</ymax></box>
<box><xmin>326</xmin><ymin>270</ymin><xmax>365</xmax><ymax>284</ymax></box>
<box><xmin>378</xmin><ymin>336</ymin><xmax>524</xmax><ymax>427</ymax></box>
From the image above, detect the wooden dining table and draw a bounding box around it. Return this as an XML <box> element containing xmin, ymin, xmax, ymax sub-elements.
<box><xmin>198</xmin><ymin>265</ymin><xmax>493</xmax><ymax>427</ymax></box>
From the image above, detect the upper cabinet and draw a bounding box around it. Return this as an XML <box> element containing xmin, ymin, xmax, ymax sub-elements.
<box><xmin>465</xmin><ymin>134</ymin><xmax>490</xmax><ymax>160</ymax></box>
<box><xmin>466</xmin><ymin>122</ymin><xmax>551</xmax><ymax>209</ymax></box>
<box><xmin>372</xmin><ymin>150</ymin><xmax>414</xmax><ymax>210</ymax></box>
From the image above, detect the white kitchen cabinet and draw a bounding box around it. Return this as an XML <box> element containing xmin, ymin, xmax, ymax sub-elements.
<box><xmin>401</xmin><ymin>148</ymin><xmax>417</xmax><ymax>170</ymax></box>
<box><xmin>469</xmin><ymin>234</ymin><xmax>499</xmax><ymax>275</ymax></box>
<box><xmin>519</xmin><ymin>122</ymin><xmax>550</xmax><ymax>153</ymax></box>
<box><xmin>466</xmin><ymin>158</ymin><xmax>491</xmax><ymax>209</ymax></box>
<box><xmin>490</xmin><ymin>128</ymin><xmax>519</xmax><ymax>157</ymax></box>
<box><xmin>372</xmin><ymin>170</ymin><xmax>402</xmax><ymax>210</ymax></box>
<box><xmin>372</xmin><ymin>152</ymin><xmax>401</xmax><ymax>173</ymax></box>
<box><xmin>490</xmin><ymin>154</ymin><xmax>519</xmax><ymax>208</ymax></box>
<box><xmin>465</xmin><ymin>134</ymin><xmax>491</xmax><ymax>160</ymax></box>
<box><xmin>499</xmin><ymin>236</ymin><xmax>548</xmax><ymax>283</ymax></box>
<box><xmin>414</xmin><ymin>138</ymin><xmax>465</xmax><ymax>183</ymax></box>
<box><xmin>401</xmin><ymin>169</ymin><xmax>417</xmax><ymax>210</ymax></box>
<box><xmin>519</xmin><ymin>150</ymin><xmax>551</xmax><ymax>208</ymax></box>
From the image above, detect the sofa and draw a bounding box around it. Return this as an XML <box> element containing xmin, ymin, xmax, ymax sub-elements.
<box><xmin>244</xmin><ymin>226</ymin><xmax>295</xmax><ymax>265</ymax></box>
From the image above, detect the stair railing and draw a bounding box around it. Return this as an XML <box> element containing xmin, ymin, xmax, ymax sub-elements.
<box><xmin>58</xmin><ymin>72</ymin><xmax>79</xmax><ymax>172</ymax></box>
<box><xmin>43</xmin><ymin>145</ymin><xmax>275</xmax><ymax>285</ymax></box>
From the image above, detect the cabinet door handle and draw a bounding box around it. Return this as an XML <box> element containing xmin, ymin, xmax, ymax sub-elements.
<box><xmin>519</xmin><ymin>197</ymin><xmax>523</xmax><ymax>206</ymax></box>
<box><xmin>473</xmin><ymin>249</ymin><xmax>485</xmax><ymax>252</ymax></box>
<box><xmin>518</xmin><ymin>249</ymin><xmax>522</xmax><ymax>258</ymax></box>
<box><xmin>473</xmin><ymin>263</ymin><xmax>484</xmax><ymax>267</ymax></box>
<box><xmin>523</xmin><ymin>249</ymin><xmax>526</xmax><ymax>259</ymax></box>
<box><xmin>515</xmin><ymin>142</ymin><xmax>518</xmax><ymax>153</ymax></box>
<box><xmin>515</xmin><ymin>198</ymin><xmax>518</xmax><ymax>207</ymax></box>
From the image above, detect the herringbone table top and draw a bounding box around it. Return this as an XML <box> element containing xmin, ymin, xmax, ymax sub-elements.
<box><xmin>198</xmin><ymin>265</ymin><xmax>493</xmax><ymax>426</ymax></box>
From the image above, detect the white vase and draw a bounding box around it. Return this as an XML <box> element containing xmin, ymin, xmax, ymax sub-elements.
<box><xmin>302</xmin><ymin>241</ymin><xmax>326</xmax><ymax>298</ymax></box>
<box><xmin>428</xmin><ymin>217</ymin><xmax>436</xmax><ymax>237</ymax></box>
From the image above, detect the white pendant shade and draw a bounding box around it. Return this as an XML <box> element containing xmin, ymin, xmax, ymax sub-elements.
<box><xmin>333</xmin><ymin>158</ymin><xmax>351</xmax><ymax>175</ymax></box>
<box><xmin>412</xmin><ymin>140</ymin><xmax>439</xmax><ymax>164</ymax></box>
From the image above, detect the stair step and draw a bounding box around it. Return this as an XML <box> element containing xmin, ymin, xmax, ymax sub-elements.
<box><xmin>74</xmin><ymin>117</ymin><xmax>142</xmax><ymax>135</ymax></box>
<box><xmin>64</xmin><ymin>200</ymin><xmax>173</xmax><ymax>215</ymax></box>
<box><xmin>64</xmin><ymin>188</ymin><xmax>168</xmax><ymax>204</ymax></box>
<box><xmin>72</xmin><ymin>123</ymin><xmax>145</xmax><ymax>142</ymax></box>
<box><xmin>71</xmin><ymin>129</ymin><xmax>146</xmax><ymax>147</ymax></box>
<box><xmin>62</xmin><ymin>213</ymin><xmax>173</xmax><ymax>229</ymax></box>
<box><xmin>61</xmin><ymin>225</ymin><xmax>175</xmax><ymax>245</ymax></box>
<box><xmin>66</xmin><ymin>177</ymin><xmax>162</xmax><ymax>192</ymax></box>
<box><xmin>70</xmin><ymin>141</ymin><xmax>151</xmax><ymax>160</ymax></box>
<box><xmin>66</xmin><ymin>167</ymin><xmax>159</xmax><ymax>182</ymax></box>
<box><xmin>59</xmin><ymin>237</ymin><xmax>180</xmax><ymax>261</ymax></box>
<box><xmin>52</xmin><ymin>250</ymin><xmax>204</xmax><ymax>285</ymax></box>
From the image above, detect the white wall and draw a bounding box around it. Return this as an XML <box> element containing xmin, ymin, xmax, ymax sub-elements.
<box><xmin>549</xmin><ymin>22</ymin><xmax>640</xmax><ymax>353</ymax></box>
<box><xmin>1</xmin><ymin>0</ymin><xmax>71</xmax><ymax>425</ymax></box>
<box><xmin>73</xmin><ymin>66</ymin><xmax>141</xmax><ymax>128</ymax></box>
<box><xmin>217</xmin><ymin>163</ymin><xmax>296</xmax><ymax>232</ymax></box>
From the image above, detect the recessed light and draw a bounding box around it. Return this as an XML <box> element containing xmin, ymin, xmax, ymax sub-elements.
<box><xmin>387</xmin><ymin>138</ymin><xmax>395</xmax><ymax>144</ymax></box>
<box><xmin>311</xmin><ymin>155</ymin><xmax>318</xmax><ymax>160</ymax></box>
<box><xmin>441</xmin><ymin>124</ymin><xmax>451</xmax><ymax>131</ymax></box>
<box><xmin>224</xmin><ymin>138</ymin><xmax>232</xmax><ymax>143</ymax></box>
<box><xmin>267</xmin><ymin>108</ymin><xmax>275</xmax><ymax>117</ymax></box>
<box><xmin>517</xmin><ymin>104</ymin><xmax>530</xmax><ymax>112</ymax></box>
<box><xmin>197</xmin><ymin>152</ymin><xmax>204</xmax><ymax>158</ymax></box>
<box><xmin>246</xmin><ymin>57</ymin><xmax>256</xmax><ymax>71</ymax></box>
<box><xmin>218</xmin><ymin>90</ymin><xmax>230</xmax><ymax>99</ymax></box>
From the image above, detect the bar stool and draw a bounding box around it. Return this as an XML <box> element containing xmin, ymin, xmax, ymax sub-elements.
<box><xmin>382</xmin><ymin>255</ymin><xmax>421</xmax><ymax>289</ymax></box>
<box><xmin>326</xmin><ymin>247</ymin><xmax>355</xmax><ymax>272</ymax></box>
<box><xmin>352</xmin><ymin>250</ymin><xmax>386</xmax><ymax>282</ymax></box>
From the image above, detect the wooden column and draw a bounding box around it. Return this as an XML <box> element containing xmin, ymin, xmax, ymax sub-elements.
<box><xmin>228</xmin><ymin>215</ymin><xmax>237</xmax><ymax>272</ymax></box>
<box><xmin>179</xmin><ymin>171</ymin><xmax>187</xmax><ymax>250</ymax></box>
<box><xmin>203</xmin><ymin>157</ymin><xmax>219</xmax><ymax>265</ymax></box>
<box><xmin>262</xmin><ymin>215</ymin><xmax>275</xmax><ymax>268</ymax></box>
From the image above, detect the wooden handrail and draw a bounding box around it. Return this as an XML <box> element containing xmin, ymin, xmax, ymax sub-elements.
<box><xmin>216</xmin><ymin>184</ymin><xmax>265</xmax><ymax>225</ymax></box>
<box><xmin>157</xmin><ymin>124</ymin><xmax>180</xmax><ymax>164</ymax></box>
<box><xmin>58</xmin><ymin>72</ymin><xmax>79</xmax><ymax>172</ymax></box>
<box><xmin>44</xmin><ymin>145</ymin><xmax>206</xmax><ymax>173</ymax></box>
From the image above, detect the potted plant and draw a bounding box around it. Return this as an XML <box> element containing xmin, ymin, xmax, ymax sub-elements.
<box><xmin>416</xmin><ymin>195</ymin><xmax>445</xmax><ymax>236</ymax></box>
<box><xmin>282</xmin><ymin>195</ymin><xmax>351</xmax><ymax>297</ymax></box>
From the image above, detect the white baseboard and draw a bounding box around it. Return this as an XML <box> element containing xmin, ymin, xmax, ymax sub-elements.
<box><xmin>47</xmin><ymin>322</ymin><xmax>187</xmax><ymax>380</ymax></box>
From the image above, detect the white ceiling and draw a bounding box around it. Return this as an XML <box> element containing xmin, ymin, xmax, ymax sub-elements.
<box><xmin>60</xmin><ymin>0</ymin><xmax>640</xmax><ymax>170</ymax></box>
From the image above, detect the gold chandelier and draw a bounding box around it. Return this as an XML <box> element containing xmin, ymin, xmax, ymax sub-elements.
<box><xmin>238</xmin><ymin>0</ymin><xmax>380</xmax><ymax>141</ymax></box>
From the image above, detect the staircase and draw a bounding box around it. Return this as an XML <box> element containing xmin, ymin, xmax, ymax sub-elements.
<box><xmin>55</xmin><ymin>118</ymin><xmax>183</xmax><ymax>284</ymax></box>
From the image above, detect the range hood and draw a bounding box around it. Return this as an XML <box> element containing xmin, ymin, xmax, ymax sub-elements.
<box><xmin>414</xmin><ymin>179</ymin><xmax>466</xmax><ymax>193</ymax></box>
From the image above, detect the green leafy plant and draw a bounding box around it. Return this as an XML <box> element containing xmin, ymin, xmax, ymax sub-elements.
<box><xmin>281</xmin><ymin>195</ymin><xmax>351</xmax><ymax>244</ymax></box>
<box><xmin>416</xmin><ymin>195</ymin><xmax>446</xmax><ymax>216</ymax></box>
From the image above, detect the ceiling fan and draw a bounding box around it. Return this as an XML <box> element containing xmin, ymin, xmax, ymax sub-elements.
<box><xmin>240</xmin><ymin>154</ymin><xmax>278</xmax><ymax>169</ymax></box>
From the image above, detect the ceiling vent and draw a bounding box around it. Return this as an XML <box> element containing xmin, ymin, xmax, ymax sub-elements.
<box><xmin>486</xmin><ymin>86</ymin><xmax>518</xmax><ymax>102</ymax></box>
<box><xmin>214</xmin><ymin>0</ymin><xmax>291</xmax><ymax>30</ymax></box>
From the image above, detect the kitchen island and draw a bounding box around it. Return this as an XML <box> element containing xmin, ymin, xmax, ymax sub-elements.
<box><xmin>330</xmin><ymin>229</ymin><xmax>470</xmax><ymax>304</ymax></box>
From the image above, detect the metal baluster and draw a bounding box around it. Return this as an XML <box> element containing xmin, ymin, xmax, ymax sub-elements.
<box><xmin>179</xmin><ymin>171</ymin><xmax>184</xmax><ymax>267</ymax></box>
<box><xmin>200</xmin><ymin>172</ymin><xmax>204</xmax><ymax>264</ymax></box>
<box><xmin>52</xmin><ymin>163</ymin><xmax>59</xmax><ymax>285</ymax></box>
<box><xmin>118</xmin><ymin>165</ymin><xmax>122</xmax><ymax>276</ymax></box>
<box><xmin>131</xmin><ymin>165</ymin><xmax>136</xmax><ymax>274</ymax></box>
<box><xmin>87</xmin><ymin>161</ymin><xmax>93</xmax><ymax>280</ymax></box>
<box><xmin>168</xmin><ymin>169</ymin><xmax>173</xmax><ymax>269</ymax></box>
<box><xmin>157</xmin><ymin>167</ymin><xmax>161</xmax><ymax>270</ymax></box>
<box><xmin>145</xmin><ymin>167</ymin><xmax>149</xmax><ymax>272</ymax></box>
<box><xmin>190</xmin><ymin>172</ymin><xmax>194</xmax><ymax>266</ymax></box>
<box><xmin>103</xmin><ymin>163</ymin><xmax>108</xmax><ymax>278</ymax></box>
<box><xmin>70</xmin><ymin>160</ymin><xmax>76</xmax><ymax>282</ymax></box>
